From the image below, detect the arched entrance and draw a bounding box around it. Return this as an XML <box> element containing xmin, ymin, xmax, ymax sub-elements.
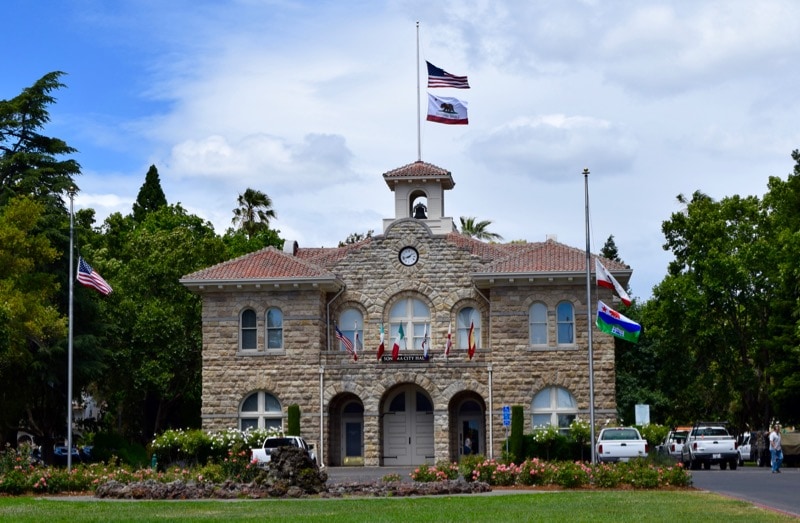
<box><xmin>328</xmin><ymin>393</ymin><xmax>364</xmax><ymax>466</ymax></box>
<box><xmin>448</xmin><ymin>391</ymin><xmax>486</xmax><ymax>461</ymax></box>
<box><xmin>382</xmin><ymin>384</ymin><xmax>434</xmax><ymax>466</ymax></box>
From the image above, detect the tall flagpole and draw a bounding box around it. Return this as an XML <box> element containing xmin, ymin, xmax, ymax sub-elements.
<box><xmin>584</xmin><ymin>168</ymin><xmax>597</xmax><ymax>463</ymax></box>
<box><xmin>416</xmin><ymin>21</ymin><xmax>421</xmax><ymax>161</ymax></box>
<box><xmin>67</xmin><ymin>186</ymin><xmax>76</xmax><ymax>471</ymax></box>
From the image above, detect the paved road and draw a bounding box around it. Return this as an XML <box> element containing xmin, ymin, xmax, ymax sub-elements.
<box><xmin>689</xmin><ymin>466</ymin><xmax>799</xmax><ymax>517</ymax></box>
<box><xmin>326</xmin><ymin>465</ymin><xmax>800</xmax><ymax>517</ymax></box>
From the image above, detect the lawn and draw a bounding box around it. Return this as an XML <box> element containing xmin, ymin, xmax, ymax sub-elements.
<box><xmin>0</xmin><ymin>490</ymin><xmax>794</xmax><ymax>522</ymax></box>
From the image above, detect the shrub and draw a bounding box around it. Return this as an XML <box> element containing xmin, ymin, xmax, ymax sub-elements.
<box><xmin>552</xmin><ymin>461</ymin><xmax>591</xmax><ymax>489</ymax></box>
<box><xmin>471</xmin><ymin>458</ymin><xmax>499</xmax><ymax>484</ymax></box>
<box><xmin>590</xmin><ymin>462</ymin><xmax>623</xmax><ymax>488</ymax></box>
<box><xmin>509</xmin><ymin>405</ymin><xmax>524</xmax><ymax>463</ymax></box>
<box><xmin>381</xmin><ymin>473</ymin><xmax>401</xmax><ymax>483</ymax></box>
<box><xmin>410</xmin><ymin>464</ymin><xmax>447</xmax><ymax>482</ymax></box>
<box><xmin>434</xmin><ymin>460</ymin><xmax>459</xmax><ymax>480</ymax></box>
<box><xmin>459</xmin><ymin>453</ymin><xmax>485</xmax><ymax>481</ymax></box>
<box><xmin>287</xmin><ymin>404</ymin><xmax>301</xmax><ymax>436</ymax></box>
<box><xmin>516</xmin><ymin>458</ymin><xmax>550</xmax><ymax>486</ymax></box>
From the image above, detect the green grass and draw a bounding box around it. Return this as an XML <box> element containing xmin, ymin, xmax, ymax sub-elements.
<box><xmin>0</xmin><ymin>491</ymin><xmax>794</xmax><ymax>522</ymax></box>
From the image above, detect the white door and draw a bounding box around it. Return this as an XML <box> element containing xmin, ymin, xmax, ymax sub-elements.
<box><xmin>383</xmin><ymin>386</ymin><xmax>434</xmax><ymax>465</ymax></box>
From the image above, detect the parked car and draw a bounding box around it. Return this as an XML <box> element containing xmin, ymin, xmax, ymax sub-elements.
<box><xmin>595</xmin><ymin>427</ymin><xmax>648</xmax><ymax>463</ymax></box>
<box><xmin>656</xmin><ymin>427</ymin><xmax>690</xmax><ymax>461</ymax></box>
<box><xmin>251</xmin><ymin>435</ymin><xmax>316</xmax><ymax>466</ymax></box>
<box><xmin>736</xmin><ymin>432</ymin><xmax>755</xmax><ymax>466</ymax></box>
<box><xmin>680</xmin><ymin>421</ymin><xmax>738</xmax><ymax>470</ymax></box>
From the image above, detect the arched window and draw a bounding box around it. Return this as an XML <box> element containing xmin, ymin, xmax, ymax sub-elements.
<box><xmin>266</xmin><ymin>308</ymin><xmax>283</xmax><ymax>350</ymax></box>
<box><xmin>556</xmin><ymin>302</ymin><xmax>574</xmax><ymax>345</ymax></box>
<box><xmin>240</xmin><ymin>391</ymin><xmax>282</xmax><ymax>431</ymax></box>
<box><xmin>529</xmin><ymin>302</ymin><xmax>548</xmax><ymax>346</ymax></box>
<box><xmin>457</xmin><ymin>307</ymin><xmax>481</xmax><ymax>350</ymax></box>
<box><xmin>240</xmin><ymin>309</ymin><xmax>257</xmax><ymax>350</ymax></box>
<box><xmin>338</xmin><ymin>309</ymin><xmax>363</xmax><ymax>352</ymax></box>
<box><xmin>532</xmin><ymin>387</ymin><xmax>577</xmax><ymax>431</ymax></box>
<box><xmin>388</xmin><ymin>298</ymin><xmax>430</xmax><ymax>351</ymax></box>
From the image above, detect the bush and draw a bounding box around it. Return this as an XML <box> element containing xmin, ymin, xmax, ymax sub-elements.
<box><xmin>410</xmin><ymin>464</ymin><xmax>447</xmax><ymax>482</ymax></box>
<box><xmin>509</xmin><ymin>405</ymin><xmax>524</xmax><ymax>463</ymax></box>
<box><xmin>287</xmin><ymin>404</ymin><xmax>301</xmax><ymax>436</ymax></box>
<box><xmin>92</xmin><ymin>432</ymin><xmax>148</xmax><ymax>468</ymax></box>
<box><xmin>434</xmin><ymin>460</ymin><xmax>459</xmax><ymax>480</ymax></box>
<box><xmin>459</xmin><ymin>453</ymin><xmax>485</xmax><ymax>481</ymax></box>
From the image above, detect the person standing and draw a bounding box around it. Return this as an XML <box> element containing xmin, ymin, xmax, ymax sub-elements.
<box><xmin>464</xmin><ymin>434</ymin><xmax>472</xmax><ymax>455</ymax></box>
<box><xmin>769</xmin><ymin>424</ymin><xmax>783</xmax><ymax>473</ymax></box>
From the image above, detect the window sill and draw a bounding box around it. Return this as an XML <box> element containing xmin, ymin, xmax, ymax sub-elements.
<box><xmin>237</xmin><ymin>350</ymin><xmax>286</xmax><ymax>356</ymax></box>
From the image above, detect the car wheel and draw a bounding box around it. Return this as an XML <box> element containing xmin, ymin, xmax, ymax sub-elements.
<box><xmin>703</xmin><ymin>461</ymin><xmax>711</xmax><ymax>470</ymax></box>
<box><xmin>729</xmin><ymin>460</ymin><xmax>737</xmax><ymax>470</ymax></box>
<box><xmin>720</xmin><ymin>461</ymin><xmax>728</xmax><ymax>470</ymax></box>
<box><xmin>690</xmin><ymin>459</ymin><xmax>701</xmax><ymax>471</ymax></box>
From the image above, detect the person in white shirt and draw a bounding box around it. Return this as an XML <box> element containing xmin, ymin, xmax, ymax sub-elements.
<box><xmin>769</xmin><ymin>424</ymin><xmax>783</xmax><ymax>473</ymax></box>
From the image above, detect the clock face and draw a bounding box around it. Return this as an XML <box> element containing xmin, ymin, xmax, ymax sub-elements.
<box><xmin>399</xmin><ymin>246</ymin><xmax>419</xmax><ymax>266</ymax></box>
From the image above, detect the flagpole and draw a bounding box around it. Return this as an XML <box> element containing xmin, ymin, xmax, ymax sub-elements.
<box><xmin>416</xmin><ymin>21</ymin><xmax>421</xmax><ymax>161</ymax></box>
<box><xmin>67</xmin><ymin>186</ymin><xmax>76</xmax><ymax>471</ymax></box>
<box><xmin>584</xmin><ymin>168</ymin><xmax>597</xmax><ymax>463</ymax></box>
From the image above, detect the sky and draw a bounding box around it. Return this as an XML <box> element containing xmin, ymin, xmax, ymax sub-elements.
<box><xmin>4</xmin><ymin>0</ymin><xmax>800</xmax><ymax>300</ymax></box>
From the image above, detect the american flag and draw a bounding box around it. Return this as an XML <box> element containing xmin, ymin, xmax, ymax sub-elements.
<box><xmin>426</xmin><ymin>61</ymin><xmax>470</xmax><ymax>89</ymax></box>
<box><xmin>335</xmin><ymin>325</ymin><xmax>357</xmax><ymax>360</ymax></box>
<box><xmin>77</xmin><ymin>257</ymin><xmax>113</xmax><ymax>296</ymax></box>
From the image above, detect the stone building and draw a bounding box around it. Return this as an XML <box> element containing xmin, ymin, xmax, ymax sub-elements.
<box><xmin>180</xmin><ymin>160</ymin><xmax>630</xmax><ymax>467</ymax></box>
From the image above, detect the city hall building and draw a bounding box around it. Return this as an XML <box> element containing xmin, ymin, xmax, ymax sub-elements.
<box><xmin>180</xmin><ymin>160</ymin><xmax>630</xmax><ymax>467</ymax></box>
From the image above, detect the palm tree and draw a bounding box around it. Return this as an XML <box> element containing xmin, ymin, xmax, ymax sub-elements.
<box><xmin>232</xmin><ymin>188</ymin><xmax>277</xmax><ymax>238</ymax></box>
<box><xmin>459</xmin><ymin>216</ymin><xmax>504</xmax><ymax>242</ymax></box>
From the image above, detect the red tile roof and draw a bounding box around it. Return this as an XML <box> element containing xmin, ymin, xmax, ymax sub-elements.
<box><xmin>182</xmin><ymin>236</ymin><xmax>629</xmax><ymax>284</ymax></box>
<box><xmin>383</xmin><ymin>160</ymin><xmax>455</xmax><ymax>190</ymax></box>
<box><xmin>182</xmin><ymin>247</ymin><xmax>337</xmax><ymax>282</ymax></box>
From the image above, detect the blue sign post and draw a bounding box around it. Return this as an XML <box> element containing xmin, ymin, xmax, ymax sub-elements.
<box><xmin>502</xmin><ymin>405</ymin><xmax>511</xmax><ymax>457</ymax></box>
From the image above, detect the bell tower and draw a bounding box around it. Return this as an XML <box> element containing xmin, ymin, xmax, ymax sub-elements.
<box><xmin>382</xmin><ymin>160</ymin><xmax>457</xmax><ymax>234</ymax></box>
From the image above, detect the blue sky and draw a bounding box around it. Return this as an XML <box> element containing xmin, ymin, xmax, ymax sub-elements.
<box><xmin>4</xmin><ymin>0</ymin><xmax>800</xmax><ymax>299</ymax></box>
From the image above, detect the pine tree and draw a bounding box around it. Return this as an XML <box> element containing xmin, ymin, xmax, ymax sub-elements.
<box><xmin>132</xmin><ymin>165</ymin><xmax>168</xmax><ymax>222</ymax></box>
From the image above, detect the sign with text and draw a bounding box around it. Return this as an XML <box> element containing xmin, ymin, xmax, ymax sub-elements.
<box><xmin>380</xmin><ymin>355</ymin><xmax>430</xmax><ymax>363</ymax></box>
<box><xmin>502</xmin><ymin>405</ymin><xmax>511</xmax><ymax>427</ymax></box>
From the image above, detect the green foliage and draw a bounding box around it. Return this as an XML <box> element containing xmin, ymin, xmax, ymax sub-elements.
<box><xmin>92</xmin><ymin>432</ymin><xmax>148</xmax><ymax>468</ymax></box>
<box><xmin>132</xmin><ymin>165</ymin><xmax>167</xmax><ymax>222</ymax></box>
<box><xmin>459</xmin><ymin>216</ymin><xmax>503</xmax><ymax>241</ymax></box>
<box><xmin>231</xmin><ymin>188</ymin><xmax>277</xmax><ymax>239</ymax></box>
<box><xmin>458</xmin><ymin>456</ymin><xmax>691</xmax><ymax>489</ymax></box>
<box><xmin>638</xmin><ymin>424</ymin><xmax>669</xmax><ymax>449</ymax></box>
<box><xmin>338</xmin><ymin>230</ymin><xmax>373</xmax><ymax>247</ymax></box>
<box><xmin>287</xmin><ymin>404</ymin><xmax>301</xmax><ymax>436</ymax></box>
<box><xmin>509</xmin><ymin>405</ymin><xmax>524</xmax><ymax>463</ymax></box>
<box><xmin>458</xmin><ymin>453</ymin><xmax>485</xmax><ymax>481</ymax></box>
<box><xmin>0</xmin><ymin>71</ymin><xmax>80</xmax><ymax>208</ymax></box>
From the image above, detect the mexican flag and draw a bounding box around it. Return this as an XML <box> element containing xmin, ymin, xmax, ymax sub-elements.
<box><xmin>391</xmin><ymin>324</ymin><xmax>405</xmax><ymax>361</ymax></box>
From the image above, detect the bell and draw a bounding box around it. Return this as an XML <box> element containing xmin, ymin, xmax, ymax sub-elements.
<box><xmin>413</xmin><ymin>203</ymin><xmax>427</xmax><ymax>219</ymax></box>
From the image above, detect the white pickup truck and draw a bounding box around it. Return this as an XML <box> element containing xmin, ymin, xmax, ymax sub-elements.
<box><xmin>595</xmin><ymin>427</ymin><xmax>648</xmax><ymax>463</ymax></box>
<box><xmin>251</xmin><ymin>435</ymin><xmax>317</xmax><ymax>466</ymax></box>
<box><xmin>680</xmin><ymin>422</ymin><xmax>738</xmax><ymax>470</ymax></box>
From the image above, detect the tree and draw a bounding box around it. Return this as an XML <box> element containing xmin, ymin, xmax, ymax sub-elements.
<box><xmin>0</xmin><ymin>197</ymin><xmax>67</xmax><ymax>450</ymax></box>
<box><xmin>0</xmin><ymin>71</ymin><xmax>80</xmax><ymax>210</ymax></box>
<box><xmin>96</xmin><ymin>205</ymin><xmax>227</xmax><ymax>440</ymax></box>
<box><xmin>650</xmin><ymin>190</ymin><xmax>774</xmax><ymax>429</ymax></box>
<box><xmin>459</xmin><ymin>216</ymin><xmax>503</xmax><ymax>241</ymax></box>
<box><xmin>232</xmin><ymin>188</ymin><xmax>277</xmax><ymax>239</ymax></box>
<box><xmin>338</xmin><ymin>230</ymin><xmax>373</xmax><ymax>247</ymax></box>
<box><xmin>132</xmin><ymin>165</ymin><xmax>167</xmax><ymax>222</ymax></box>
<box><xmin>600</xmin><ymin>235</ymin><xmax>622</xmax><ymax>263</ymax></box>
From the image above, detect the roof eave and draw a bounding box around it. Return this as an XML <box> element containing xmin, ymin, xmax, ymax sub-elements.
<box><xmin>180</xmin><ymin>276</ymin><xmax>344</xmax><ymax>292</ymax></box>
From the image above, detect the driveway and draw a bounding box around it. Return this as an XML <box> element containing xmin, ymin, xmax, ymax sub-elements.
<box><xmin>689</xmin><ymin>466</ymin><xmax>799</xmax><ymax>517</ymax></box>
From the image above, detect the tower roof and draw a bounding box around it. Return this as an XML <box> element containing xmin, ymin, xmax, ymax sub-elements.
<box><xmin>383</xmin><ymin>160</ymin><xmax>455</xmax><ymax>190</ymax></box>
